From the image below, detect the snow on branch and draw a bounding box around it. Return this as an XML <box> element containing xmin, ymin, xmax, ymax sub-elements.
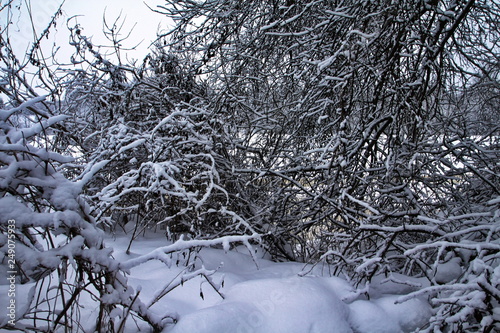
<box><xmin>120</xmin><ymin>233</ymin><xmax>261</xmax><ymax>271</ymax></box>
<box><xmin>0</xmin><ymin>95</ymin><xmax>47</xmax><ymax>121</ymax></box>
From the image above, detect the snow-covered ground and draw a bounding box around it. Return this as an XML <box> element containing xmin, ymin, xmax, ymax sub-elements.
<box><xmin>0</xmin><ymin>230</ymin><xmax>433</xmax><ymax>332</ymax></box>
<box><xmin>106</xmin><ymin>231</ymin><xmax>432</xmax><ymax>333</ymax></box>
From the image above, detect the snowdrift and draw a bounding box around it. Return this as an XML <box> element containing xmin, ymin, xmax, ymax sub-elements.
<box><xmin>105</xmin><ymin>233</ymin><xmax>432</xmax><ymax>333</ymax></box>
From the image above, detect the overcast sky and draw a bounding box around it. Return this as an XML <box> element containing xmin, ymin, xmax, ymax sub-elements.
<box><xmin>5</xmin><ymin>0</ymin><xmax>170</xmax><ymax>63</ymax></box>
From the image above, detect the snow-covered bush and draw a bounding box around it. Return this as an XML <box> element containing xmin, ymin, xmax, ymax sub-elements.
<box><xmin>62</xmin><ymin>28</ymin><xmax>260</xmax><ymax>243</ymax></box>
<box><xmin>157</xmin><ymin>0</ymin><xmax>500</xmax><ymax>330</ymax></box>
<box><xmin>0</xmin><ymin>95</ymin><xmax>260</xmax><ymax>331</ymax></box>
<box><xmin>0</xmin><ymin>7</ymin><xmax>258</xmax><ymax>332</ymax></box>
<box><xmin>0</xmin><ymin>96</ymin><xmax>139</xmax><ymax>331</ymax></box>
<box><xmin>321</xmin><ymin>198</ymin><xmax>500</xmax><ymax>332</ymax></box>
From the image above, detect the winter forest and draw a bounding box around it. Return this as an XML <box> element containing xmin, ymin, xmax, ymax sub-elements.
<box><xmin>1</xmin><ymin>0</ymin><xmax>499</xmax><ymax>332</ymax></box>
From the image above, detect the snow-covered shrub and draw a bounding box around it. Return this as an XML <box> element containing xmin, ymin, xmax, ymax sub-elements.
<box><xmin>155</xmin><ymin>0</ymin><xmax>499</xmax><ymax>330</ymax></box>
<box><xmin>0</xmin><ymin>95</ymin><xmax>261</xmax><ymax>332</ymax></box>
<box><xmin>314</xmin><ymin>129</ymin><xmax>500</xmax><ymax>331</ymax></box>
<box><xmin>0</xmin><ymin>96</ymin><xmax>144</xmax><ymax>331</ymax></box>
<box><xmin>62</xmin><ymin>29</ymin><xmax>260</xmax><ymax>243</ymax></box>
<box><xmin>0</xmin><ymin>10</ymin><xmax>245</xmax><ymax>332</ymax></box>
<box><xmin>330</xmin><ymin>202</ymin><xmax>500</xmax><ymax>332</ymax></box>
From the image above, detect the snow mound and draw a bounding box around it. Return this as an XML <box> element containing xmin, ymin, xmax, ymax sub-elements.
<box><xmin>348</xmin><ymin>299</ymin><xmax>400</xmax><ymax>333</ymax></box>
<box><xmin>166</xmin><ymin>274</ymin><xmax>431</xmax><ymax>333</ymax></box>
<box><xmin>374</xmin><ymin>296</ymin><xmax>432</xmax><ymax>332</ymax></box>
<box><xmin>104</xmin><ymin>233</ymin><xmax>432</xmax><ymax>333</ymax></box>
<box><xmin>167</xmin><ymin>276</ymin><xmax>353</xmax><ymax>333</ymax></box>
<box><xmin>433</xmin><ymin>257</ymin><xmax>463</xmax><ymax>284</ymax></box>
<box><xmin>348</xmin><ymin>296</ymin><xmax>432</xmax><ymax>333</ymax></box>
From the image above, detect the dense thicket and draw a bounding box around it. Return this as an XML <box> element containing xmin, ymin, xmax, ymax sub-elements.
<box><xmin>153</xmin><ymin>0</ymin><xmax>500</xmax><ymax>257</ymax></box>
<box><xmin>1</xmin><ymin>0</ymin><xmax>499</xmax><ymax>332</ymax></box>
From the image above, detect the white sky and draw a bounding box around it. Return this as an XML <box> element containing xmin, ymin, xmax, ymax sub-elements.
<box><xmin>4</xmin><ymin>0</ymin><xmax>171</xmax><ymax>64</ymax></box>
